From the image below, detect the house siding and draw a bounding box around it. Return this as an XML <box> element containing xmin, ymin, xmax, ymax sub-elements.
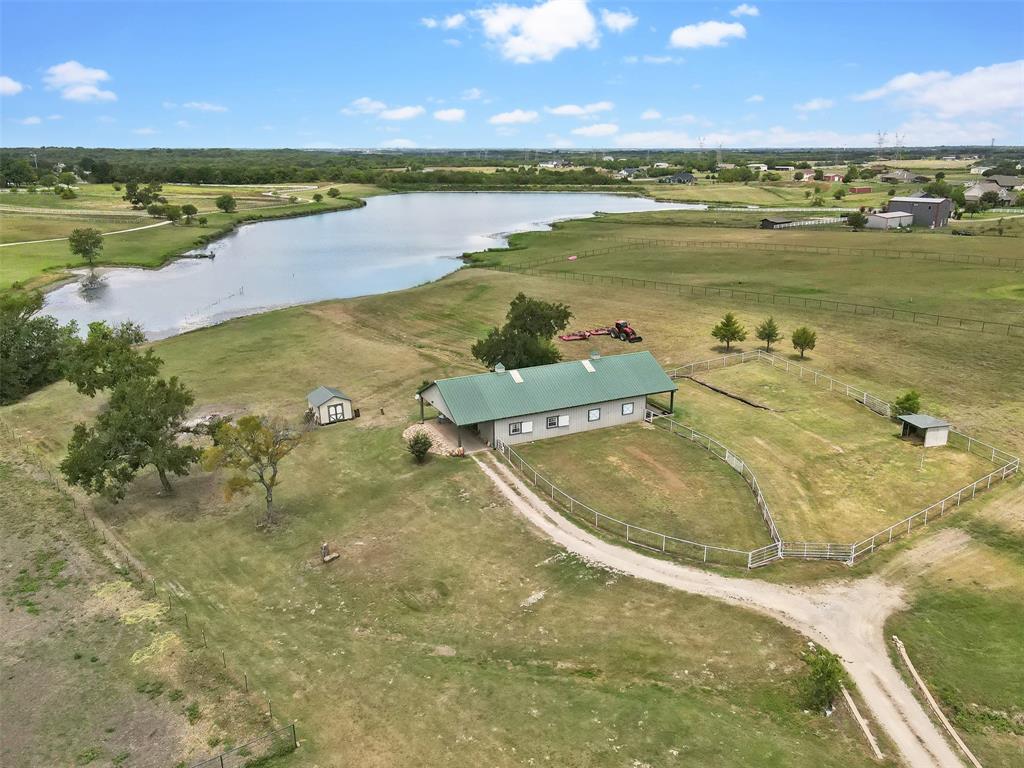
<box><xmin>490</xmin><ymin>396</ymin><xmax>648</xmax><ymax>446</ymax></box>
<box><xmin>314</xmin><ymin>396</ymin><xmax>353</xmax><ymax>424</ymax></box>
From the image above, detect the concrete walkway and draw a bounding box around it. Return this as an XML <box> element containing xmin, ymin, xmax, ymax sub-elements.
<box><xmin>476</xmin><ymin>453</ymin><xmax>967</xmax><ymax>768</ymax></box>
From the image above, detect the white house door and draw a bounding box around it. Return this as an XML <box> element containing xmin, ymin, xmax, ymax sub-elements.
<box><xmin>326</xmin><ymin>404</ymin><xmax>346</xmax><ymax>423</ymax></box>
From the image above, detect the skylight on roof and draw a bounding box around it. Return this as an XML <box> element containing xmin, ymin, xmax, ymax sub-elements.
<box><xmin>581</xmin><ymin>360</ymin><xmax>595</xmax><ymax>373</ymax></box>
<box><xmin>510</xmin><ymin>370</ymin><xmax>524</xmax><ymax>383</ymax></box>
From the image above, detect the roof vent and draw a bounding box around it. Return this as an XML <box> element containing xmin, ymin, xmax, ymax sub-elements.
<box><xmin>581</xmin><ymin>359</ymin><xmax>596</xmax><ymax>373</ymax></box>
<box><xmin>494</xmin><ymin>362</ymin><xmax>505</xmax><ymax>372</ymax></box>
<box><xmin>510</xmin><ymin>370</ymin><xmax>524</xmax><ymax>383</ymax></box>
<box><xmin>589</xmin><ymin>350</ymin><xmax>601</xmax><ymax>360</ymax></box>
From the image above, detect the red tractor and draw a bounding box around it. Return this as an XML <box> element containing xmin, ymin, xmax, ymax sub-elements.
<box><xmin>610</xmin><ymin>320</ymin><xmax>642</xmax><ymax>343</ymax></box>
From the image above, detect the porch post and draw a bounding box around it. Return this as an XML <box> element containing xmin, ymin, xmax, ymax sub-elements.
<box><xmin>457</xmin><ymin>425</ymin><xmax>463</xmax><ymax>448</ymax></box>
<box><xmin>669</xmin><ymin>389</ymin><xmax>675</xmax><ymax>414</ymax></box>
<box><xmin>419</xmin><ymin>396</ymin><xmax>425</xmax><ymax>424</ymax></box>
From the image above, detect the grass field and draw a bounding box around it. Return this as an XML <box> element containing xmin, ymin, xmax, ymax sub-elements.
<box><xmin>514</xmin><ymin>423</ymin><xmax>771</xmax><ymax>549</ymax></box>
<box><xmin>0</xmin><ymin>447</ymin><xmax>277</xmax><ymax>768</ymax></box>
<box><xmin>0</xmin><ymin>183</ymin><xmax>385</xmax><ymax>292</ymax></box>
<box><xmin>4</xmin><ymin>200</ymin><xmax>1023</xmax><ymax>765</ymax></box>
<box><xmin>680</xmin><ymin>362</ymin><xmax>995</xmax><ymax>542</ymax></box>
<box><xmin>638</xmin><ymin>179</ymin><xmax>914</xmax><ymax>209</ymax></box>
<box><xmin>884</xmin><ymin>484</ymin><xmax>1024</xmax><ymax>767</ymax></box>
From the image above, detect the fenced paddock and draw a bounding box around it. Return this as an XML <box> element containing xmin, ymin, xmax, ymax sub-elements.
<box><xmin>492</xmin><ymin>352</ymin><xmax>1018</xmax><ymax>569</ymax></box>
<box><xmin>189</xmin><ymin>724</ymin><xmax>297</xmax><ymax>768</ymax></box>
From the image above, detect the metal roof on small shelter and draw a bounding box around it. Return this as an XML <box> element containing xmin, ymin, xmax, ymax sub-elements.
<box><xmin>871</xmin><ymin>211</ymin><xmax>913</xmax><ymax>219</ymax></box>
<box><xmin>307</xmin><ymin>385</ymin><xmax>350</xmax><ymax>407</ymax></box>
<box><xmin>420</xmin><ymin>351</ymin><xmax>676</xmax><ymax>426</ymax></box>
<box><xmin>897</xmin><ymin>413</ymin><xmax>950</xmax><ymax>429</ymax></box>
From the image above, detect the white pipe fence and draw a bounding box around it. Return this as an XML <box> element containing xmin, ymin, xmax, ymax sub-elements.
<box><xmin>493</xmin><ymin>351</ymin><xmax>1020</xmax><ymax>569</ymax></box>
<box><xmin>493</xmin><ymin>439</ymin><xmax>774</xmax><ymax>569</ymax></box>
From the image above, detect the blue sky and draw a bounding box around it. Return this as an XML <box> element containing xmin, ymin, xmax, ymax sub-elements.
<box><xmin>1</xmin><ymin>1</ymin><xmax>1022</xmax><ymax>149</ymax></box>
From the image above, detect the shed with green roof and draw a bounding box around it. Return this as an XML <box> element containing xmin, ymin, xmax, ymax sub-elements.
<box><xmin>416</xmin><ymin>351</ymin><xmax>677</xmax><ymax>447</ymax></box>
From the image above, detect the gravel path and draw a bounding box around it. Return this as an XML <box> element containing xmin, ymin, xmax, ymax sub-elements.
<box><xmin>477</xmin><ymin>454</ymin><xmax>967</xmax><ymax>768</ymax></box>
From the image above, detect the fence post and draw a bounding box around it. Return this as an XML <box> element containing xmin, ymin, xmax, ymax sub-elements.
<box><xmin>291</xmin><ymin>722</ymin><xmax>298</xmax><ymax>748</ymax></box>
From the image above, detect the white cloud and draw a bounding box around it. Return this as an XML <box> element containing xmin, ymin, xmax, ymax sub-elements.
<box><xmin>746</xmin><ymin>94</ymin><xmax>764</xmax><ymax>103</ymax></box>
<box><xmin>546</xmin><ymin>100</ymin><xmax>613</xmax><ymax>117</ymax></box>
<box><xmin>473</xmin><ymin>0</ymin><xmax>599</xmax><ymax>63</ymax></box>
<box><xmin>379</xmin><ymin>105</ymin><xmax>425</xmax><ymax>120</ymax></box>
<box><xmin>342</xmin><ymin>96</ymin><xmax>387</xmax><ymax>115</ymax></box>
<box><xmin>434</xmin><ymin>108</ymin><xmax>466</xmax><ymax>122</ymax></box>
<box><xmin>669</xmin><ymin>21</ymin><xmax>746</xmax><ymax>49</ymax></box>
<box><xmin>572</xmin><ymin>122</ymin><xmax>618</xmax><ymax>137</ymax></box>
<box><xmin>489</xmin><ymin>108</ymin><xmax>539</xmax><ymax>124</ymax></box>
<box><xmin>162</xmin><ymin>101</ymin><xmax>177</xmax><ymax>109</ymax></box>
<box><xmin>600</xmin><ymin>9</ymin><xmax>638</xmax><ymax>33</ymax></box>
<box><xmin>462</xmin><ymin>87</ymin><xmax>484</xmax><ymax>100</ymax></box>
<box><xmin>183</xmin><ymin>101</ymin><xmax>228</xmax><ymax>112</ymax></box>
<box><xmin>794</xmin><ymin>97</ymin><xmax>834</xmax><ymax>112</ymax></box>
<box><xmin>0</xmin><ymin>75</ymin><xmax>24</xmax><ymax>96</ymax></box>
<box><xmin>132</xmin><ymin>127</ymin><xmax>158</xmax><ymax>135</ymax></box>
<box><xmin>13</xmin><ymin>116</ymin><xmax>41</xmax><ymax>125</ymax></box>
<box><xmin>176</xmin><ymin>120</ymin><xmax>191</xmax><ymax>129</ymax></box>
<box><xmin>43</xmin><ymin>60</ymin><xmax>116</xmax><ymax>102</ymax></box>
<box><xmin>640</xmin><ymin>109</ymin><xmax>661</xmax><ymax>120</ymax></box>
<box><xmin>853</xmin><ymin>60</ymin><xmax>1024</xmax><ymax>118</ymax></box>
<box><xmin>730</xmin><ymin>4</ymin><xmax>759</xmax><ymax>17</ymax></box>
<box><xmin>380</xmin><ymin>138</ymin><xmax>418</xmax><ymax>148</ymax></box>
<box><xmin>444</xmin><ymin>38</ymin><xmax>462</xmax><ymax>47</ymax></box>
<box><xmin>443</xmin><ymin>13</ymin><xmax>466</xmax><ymax>29</ymax></box>
<box><xmin>420</xmin><ymin>17</ymin><xmax>438</xmax><ymax>28</ymax></box>
<box><xmin>623</xmin><ymin>54</ymin><xmax>683</xmax><ymax>65</ymax></box>
<box><xmin>47</xmin><ymin>114</ymin><xmax>62</xmax><ymax>120</ymax></box>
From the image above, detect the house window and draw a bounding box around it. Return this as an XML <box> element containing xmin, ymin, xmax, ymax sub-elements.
<box><xmin>546</xmin><ymin>416</ymin><xmax>559</xmax><ymax>429</ymax></box>
<box><xmin>621</xmin><ymin>402</ymin><xmax>635</xmax><ymax>416</ymax></box>
<box><xmin>509</xmin><ymin>422</ymin><xmax>523</xmax><ymax>435</ymax></box>
<box><xmin>588</xmin><ymin>408</ymin><xmax>601</xmax><ymax>422</ymax></box>
<box><xmin>326</xmin><ymin>404</ymin><xmax>346</xmax><ymax>422</ymax></box>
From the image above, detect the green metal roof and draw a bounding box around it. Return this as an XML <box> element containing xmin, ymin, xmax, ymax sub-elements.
<box><xmin>898</xmin><ymin>413</ymin><xmax>950</xmax><ymax>429</ymax></box>
<box><xmin>307</xmin><ymin>385</ymin><xmax>350</xmax><ymax>407</ymax></box>
<box><xmin>425</xmin><ymin>351</ymin><xmax>676</xmax><ymax>425</ymax></box>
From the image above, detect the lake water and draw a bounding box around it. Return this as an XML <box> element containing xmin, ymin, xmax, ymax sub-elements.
<box><xmin>42</xmin><ymin>192</ymin><xmax>700</xmax><ymax>339</ymax></box>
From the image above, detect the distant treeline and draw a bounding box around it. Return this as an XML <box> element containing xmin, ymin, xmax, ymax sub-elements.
<box><xmin>0</xmin><ymin>146</ymin><xmax>1015</xmax><ymax>187</ymax></box>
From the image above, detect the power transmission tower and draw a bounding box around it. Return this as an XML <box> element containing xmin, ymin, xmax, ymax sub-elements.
<box><xmin>876</xmin><ymin>130</ymin><xmax>888</xmax><ymax>159</ymax></box>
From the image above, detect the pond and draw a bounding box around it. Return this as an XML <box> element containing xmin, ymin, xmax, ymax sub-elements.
<box><xmin>41</xmin><ymin>192</ymin><xmax>701</xmax><ymax>339</ymax></box>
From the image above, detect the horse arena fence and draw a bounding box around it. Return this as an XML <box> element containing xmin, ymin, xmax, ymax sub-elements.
<box><xmin>189</xmin><ymin>724</ymin><xmax>298</xmax><ymax>768</ymax></box>
<box><xmin>493</xmin><ymin>351</ymin><xmax>1019</xmax><ymax>569</ymax></box>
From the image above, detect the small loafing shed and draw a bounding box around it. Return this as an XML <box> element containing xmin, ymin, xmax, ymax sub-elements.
<box><xmin>898</xmin><ymin>413</ymin><xmax>950</xmax><ymax>447</ymax></box>
<box><xmin>307</xmin><ymin>386</ymin><xmax>354</xmax><ymax>425</ymax></box>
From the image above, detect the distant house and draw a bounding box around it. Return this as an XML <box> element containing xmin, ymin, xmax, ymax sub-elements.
<box><xmin>716</xmin><ymin>163</ymin><xmax>737</xmax><ymax>170</ymax></box>
<box><xmin>417</xmin><ymin>352</ymin><xmax>677</xmax><ymax>448</ymax></box>
<box><xmin>773</xmin><ymin>165</ymin><xmax>796</xmax><ymax>171</ymax></box>
<box><xmin>652</xmin><ymin>162</ymin><xmax>671</xmax><ymax>169</ymax></box>
<box><xmin>307</xmin><ymin>386</ymin><xmax>354</xmax><ymax>426</ymax></box>
<box><xmin>747</xmin><ymin>163</ymin><xmax>768</xmax><ymax>172</ymax></box>
<box><xmin>617</xmin><ymin>167</ymin><xmax>641</xmax><ymax>179</ymax></box>
<box><xmin>822</xmin><ymin>172</ymin><xmax>844</xmax><ymax>182</ymax></box>
<box><xmin>866</xmin><ymin>211</ymin><xmax>914</xmax><ymax>229</ymax></box>
<box><xmin>601</xmin><ymin>155</ymin><xmax>615</xmax><ymax>162</ymax></box>
<box><xmin>760</xmin><ymin>216</ymin><xmax>792</xmax><ymax>229</ymax></box>
<box><xmin>985</xmin><ymin>175</ymin><xmax>1024</xmax><ymax>189</ymax></box>
<box><xmin>849</xmin><ymin>185</ymin><xmax>871</xmax><ymax>194</ymax></box>
<box><xmin>886</xmin><ymin>196</ymin><xmax>952</xmax><ymax>228</ymax></box>
<box><xmin>969</xmin><ymin>165</ymin><xmax>993</xmax><ymax>175</ymax></box>
<box><xmin>658</xmin><ymin>171</ymin><xmax>695</xmax><ymax>185</ymax></box>
<box><xmin>879</xmin><ymin>169</ymin><xmax>929</xmax><ymax>184</ymax></box>
<box><xmin>964</xmin><ymin>181</ymin><xmax>1011</xmax><ymax>204</ymax></box>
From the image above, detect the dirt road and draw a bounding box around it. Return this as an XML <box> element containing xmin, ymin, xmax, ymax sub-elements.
<box><xmin>477</xmin><ymin>455</ymin><xmax>967</xmax><ymax>768</ymax></box>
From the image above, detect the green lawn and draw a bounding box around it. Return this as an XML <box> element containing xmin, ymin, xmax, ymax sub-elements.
<box><xmin>514</xmin><ymin>423</ymin><xmax>772</xmax><ymax>550</ymax></box>
<box><xmin>678</xmin><ymin>362</ymin><xmax>996</xmax><ymax>542</ymax></box>
<box><xmin>638</xmin><ymin>179</ymin><xmax>911</xmax><ymax>209</ymax></box>
<box><xmin>0</xmin><ymin>212</ymin><xmax>146</xmax><ymax>243</ymax></box>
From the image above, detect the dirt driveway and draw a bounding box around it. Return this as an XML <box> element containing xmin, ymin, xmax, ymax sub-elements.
<box><xmin>477</xmin><ymin>454</ymin><xmax>967</xmax><ymax>768</ymax></box>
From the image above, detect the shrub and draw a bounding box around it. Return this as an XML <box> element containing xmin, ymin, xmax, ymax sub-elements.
<box><xmin>893</xmin><ymin>390</ymin><xmax>921</xmax><ymax>415</ymax></box>
<box><xmin>791</xmin><ymin>326</ymin><xmax>817</xmax><ymax>358</ymax></box>
<box><xmin>800</xmin><ymin>644</ymin><xmax>848</xmax><ymax>712</ymax></box>
<box><xmin>326</xmin><ymin>187</ymin><xmax>341</xmax><ymax>197</ymax></box>
<box><xmin>312</xmin><ymin>192</ymin><xmax>323</xmax><ymax>203</ymax></box>
<box><xmin>408</xmin><ymin>431</ymin><xmax>433</xmax><ymax>463</ymax></box>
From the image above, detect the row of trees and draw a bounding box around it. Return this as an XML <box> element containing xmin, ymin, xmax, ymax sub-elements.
<box><xmin>711</xmin><ymin>313</ymin><xmax>817</xmax><ymax>358</ymax></box>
